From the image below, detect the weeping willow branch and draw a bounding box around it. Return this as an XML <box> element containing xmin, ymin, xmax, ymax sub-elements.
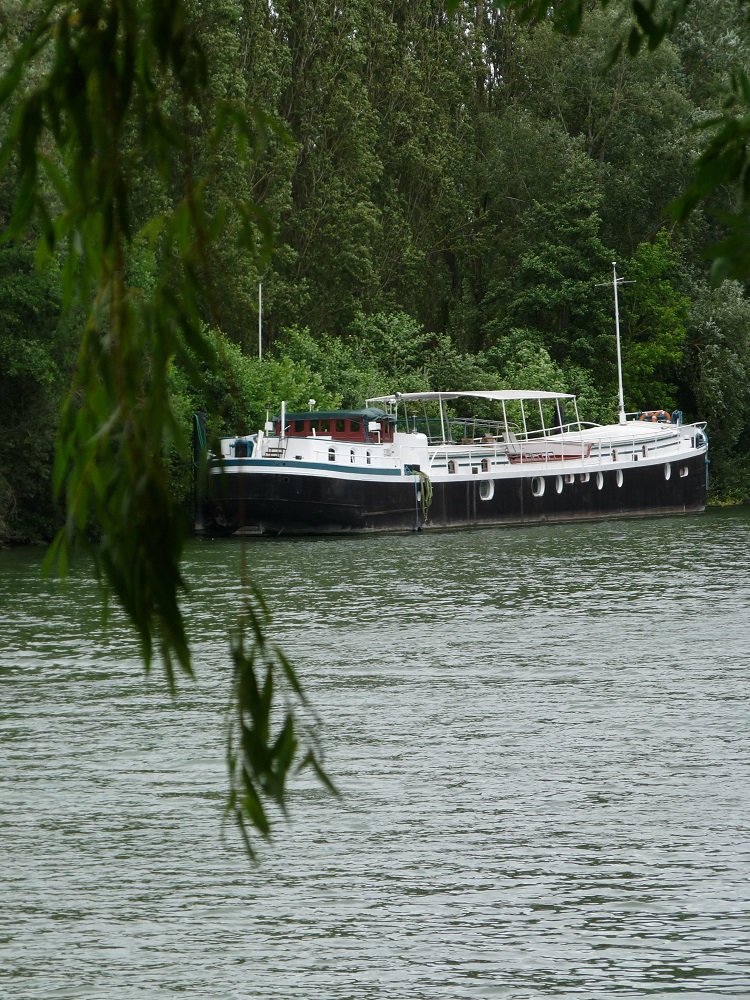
<box><xmin>226</xmin><ymin>585</ymin><xmax>336</xmax><ymax>859</ymax></box>
<box><xmin>0</xmin><ymin>0</ymin><xmax>332</xmax><ymax>855</ymax></box>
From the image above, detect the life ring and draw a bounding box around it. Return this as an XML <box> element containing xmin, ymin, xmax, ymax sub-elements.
<box><xmin>638</xmin><ymin>409</ymin><xmax>671</xmax><ymax>423</ymax></box>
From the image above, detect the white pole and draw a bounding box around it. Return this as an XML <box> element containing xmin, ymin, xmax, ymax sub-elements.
<box><xmin>258</xmin><ymin>283</ymin><xmax>263</xmax><ymax>362</ymax></box>
<box><xmin>612</xmin><ymin>262</ymin><xmax>626</xmax><ymax>425</ymax></box>
<box><xmin>597</xmin><ymin>264</ymin><xmax>633</xmax><ymax>426</ymax></box>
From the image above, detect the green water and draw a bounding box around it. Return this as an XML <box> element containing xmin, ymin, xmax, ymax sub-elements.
<box><xmin>1</xmin><ymin>508</ymin><xmax>749</xmax><ymax>997</ymax></box>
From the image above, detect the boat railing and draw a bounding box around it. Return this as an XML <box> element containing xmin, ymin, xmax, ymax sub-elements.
<box><xmin>255</xmin><ymin>418</ymin><xmax>706</xmax><ymax>468</ymax></box>
<box><xmin>398</xmin><ymin>416</ymin><xmax>511</xmax><ymax>445</ymax></box>
<box><xmin>426</xmin><ymin>417</ymin><xmax>705</xmax><ymax>471</ymax></box>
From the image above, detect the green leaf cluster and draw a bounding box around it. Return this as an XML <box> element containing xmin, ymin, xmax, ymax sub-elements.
<box><xmin>226</xmin><ymin>586</ymin><xmax>335</xmax><ymax>858</ymax></box>
<box><xmin>0</xmin><ymin>0</ymin><xmax>326</xmax><ymax>854</ymax></box>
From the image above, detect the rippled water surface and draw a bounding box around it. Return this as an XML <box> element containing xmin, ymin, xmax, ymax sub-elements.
<box><xmin>1</xmin><ymin>509</ymin><xmax>749</xmax><ymax>998</ymax></box>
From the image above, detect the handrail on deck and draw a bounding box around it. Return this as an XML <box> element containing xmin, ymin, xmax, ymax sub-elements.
<box><xmin>424</xmin><ymin>417</ymin><xmax>705</xmax><ymax>472</ymax></box>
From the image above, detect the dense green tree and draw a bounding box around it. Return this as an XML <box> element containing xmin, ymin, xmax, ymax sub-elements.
<box><xmin>171</xmin><ymin>323</ymin><xmax>338</xmax><ymax>440</ymax></box>
<box><xmin>0</xmin><ymin>240</ymin><xmax>70</xmax><ymax>541</ymax></box>
<box><xmin>495</xmin><ymin>0</ymin><xmax>750</xmax><ymax>283</ymax></box>
<box><xmin>619</xmin><ymin>230</ymin><xmax>690</xmax><ymax>411</ymax></box>
<box><xmin>482</xmin><ymin>165</ymin><xmax>617</xmax><ymax>389</ymax></box>
<box><xmin>368</xmin><ymin>1</ymin><xmax>477</xmax><ymax>336</ymax></box>
<box><xmin>270</xmin><ymin>0</ymin><xmax>385</xmax><ymax>332</ymax></box>
<box><xmin>508</xmin><ymin>8</ymin><xmax>696</xmax><ymax>254</ymax></box>
<box><xmin>685</xmin><ymin>280</ymin><xmax>750</xmax><ymax>497</ymax></box>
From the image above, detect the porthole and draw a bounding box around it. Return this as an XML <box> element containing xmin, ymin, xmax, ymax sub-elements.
<box><xmin>366</xmin><ymin>450</ymin><xmax>371</xmax><ymax>465</ymax></box>
<box><xmin>565</xmin><ymin>473</ymin><xmax>575</xmax><ymax>484</ymax></box>
<box><xmin>616</xmin><ymin>469</ymin><xmax>624</xmax><ymax>488</ymax></box>
<box><xmin>579</xmin><ymin>472</ymin><xmax>590</xmax><ymax>483</ymax></box>
<box><xmin>664</xmin><ymin>463</ymin><xmax>671</xmax><ymax>480</ymax></box>
<box><xmin>555</xmin><ymin>476</ymin><xmax>563</xmax><ymax>494</ymax></box>
<box><xmin>531</xmin><ymin>477</ymin><xmax>545</xmax><ymax>497</ymax></box>
<box><xmin>480</xmin><ymin>479</ymin><xmax>494</xmax><ymax>501</ymax></box>
<box><xmin>679</xmin><ymin>466</ymin><xmax>689</xmax><ymax>478</ymax></box>
<box><xmin>596</xmin><ymin>471</ymin><xmax>604</xmax><ymax>490</ymax></box>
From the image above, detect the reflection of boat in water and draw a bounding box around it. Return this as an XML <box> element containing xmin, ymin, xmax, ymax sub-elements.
<box><xmin>202</xmin><ymin>389</ymin><xmax>708</xmax><ymax>536</ymax></box>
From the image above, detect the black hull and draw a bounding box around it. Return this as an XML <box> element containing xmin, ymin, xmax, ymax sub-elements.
<box><xmin>204</xmin><ymin>452</ymin><xmax>708</xmax><ymax>536</ymax></box>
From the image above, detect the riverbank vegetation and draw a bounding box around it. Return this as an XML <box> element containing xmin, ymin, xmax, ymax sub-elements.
<box><xmin>3</xmin><ymin>2</ymin><xmax>750</xmax><ymax>544</ymax></box>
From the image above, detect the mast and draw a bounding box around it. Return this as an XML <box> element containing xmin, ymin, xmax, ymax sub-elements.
<box><xmin>597</xmin><ymin>262</ymin><xmax>634</xmax><ymax>426</ymax></box>
<box><xmin>612</xmin><ymin>262</ymin><xmax>626</xmax><ymax>425</ymax></box>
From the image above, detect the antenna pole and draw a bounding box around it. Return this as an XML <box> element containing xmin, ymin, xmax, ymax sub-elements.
<box><xmin>612</xmin><ymin>262</ymin><xmax>626</xmax><ymax>425</ymax></box>
<box><xmin>597</xmin><ymin>263</ymin><xmax>634</xmax><ymax>426</ymax></box>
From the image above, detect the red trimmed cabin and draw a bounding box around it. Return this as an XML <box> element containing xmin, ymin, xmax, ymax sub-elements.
<box><xmin>273</xmin><ymin>408</ymin><xmax>396</xmax><ymax>444</ymax></box>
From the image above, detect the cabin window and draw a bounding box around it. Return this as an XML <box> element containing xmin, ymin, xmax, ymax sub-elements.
<box><xmin>531</xmin><ymin>477</ymin><xmax>545</xmax><ymax>497</ymax></box>
<box><xmin>294</xmin><ymin>420</ymin><xmax>305</xmax><ymax>433</ymax></box>
<box><xmin>235</xmin><ymin>440</ymin><xmax>249</xmax><ymax>458</ymax></box>
<box><xmin>481</xmin><ymin>458</ymin><xmax>489</xmax><ymax>472</ymax></box>
<box><xmin>336</xmin><ymin>419</ymin><xmax>346</xmax><ymax>433</ymax></box>
<box><xmin>309</xmin><ymin>420</ymin><xmax>318</xmax><ymax>434</ymax></box>
<box><xmin>366</xmin><ymin>450</ymin><xmax>371</xmax><ymax>465</ymax></box>
<box><xmin>350</xmin><ymin>420</ymin><xmax>360</xmax><ymax>432</ymax></box>
<box><xmin>616</xmin><ymin>470</ymin><xmax>624</xmax><ymax>488</ymax></box>
<box><xmin>479</xmin><ymin>479</ymin><xmax>494</xmax><ymax>501</ymax></box>
<box><xmin>664</xmin><ymin>463</ymin><xmax>672</xmax><ymax>480</ymax></box>
<box><xmin>448</xmin><ymin>460</ymin><xmax>456</xmax><ymax>474</ymax></box>
<box><xmin>320</xmin><ymin>419</ymin><xmax>330</xmax><ymax>434</ymax></box>
<box><xmin>328</xmin><ymin>447</ymin><xmax>335</xmax><ymax>462</ymax></box>
<box><xmin>350</xmin><ymin>449</ymin><xmax>355</xmax><ymax>464</ymax></box>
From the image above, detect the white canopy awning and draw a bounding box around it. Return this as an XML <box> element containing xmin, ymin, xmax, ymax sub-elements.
<box><xmin>367</xmin><ymin>389</ymin><xmax>574</xmax><ymax>405</ymax></box>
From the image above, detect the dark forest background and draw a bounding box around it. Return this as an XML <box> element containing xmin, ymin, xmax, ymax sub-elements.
<box><xmin>3</xmin><ymin>0</ymin><xmax>750</xmax><ymax>542</ymax></box>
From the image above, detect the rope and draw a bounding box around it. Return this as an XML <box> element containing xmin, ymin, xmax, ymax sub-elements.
<box><xmin>406</xmin><ymin>467</ymin><xmax>433</xmax><ymax>530</ymax></box>
<box><xmin>418</xmin><ymin>469</ymin><xmax>433</xmax><ymax>524</ymax></box>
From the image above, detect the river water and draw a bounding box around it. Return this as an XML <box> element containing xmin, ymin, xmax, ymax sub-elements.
<box><xmin>1</xmin><ymin>508</ymin><xmax>749</xmax><ymax>998</ymax></box>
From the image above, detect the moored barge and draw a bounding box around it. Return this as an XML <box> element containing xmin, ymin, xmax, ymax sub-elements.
<box><xmin>203</xmin><ymin>390</ymin><xmax>708</xmax><ymax>535</ymax></box>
